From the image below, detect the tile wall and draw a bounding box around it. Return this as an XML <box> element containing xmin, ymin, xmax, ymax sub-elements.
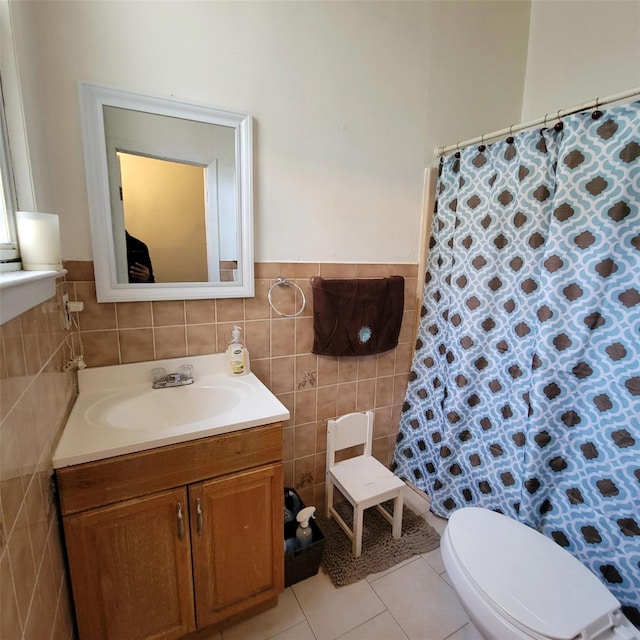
<box><xmin>65</xmin><ymin>261</ymin><xmax>419</xmax><ymax>507</ymax></box>
<box><xmin>0</xmin><ymin>277</ymin><xmax>77</xmax><ymax>640</ymax></box>
<box><xmin>0</xmin><ymin>261</ymin><xmax>418</xmax><ymax>640</ymax></box>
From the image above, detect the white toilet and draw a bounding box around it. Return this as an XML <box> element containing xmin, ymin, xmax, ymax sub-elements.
<box><xmin>442</xmin><ymin>507</ymin><xmax>639</xmax><ymax>640</ymax></box>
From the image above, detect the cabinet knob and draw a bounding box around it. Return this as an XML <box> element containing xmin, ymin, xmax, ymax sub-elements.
<box><xmin>177</xmin><ymin>502</ymin><xmax>185</xmax><ymax>541</ymax></box>
<box><xmin>196</xmin><ymin>498</ymin><xmax>204</xmax><ymax>536</ymax></box>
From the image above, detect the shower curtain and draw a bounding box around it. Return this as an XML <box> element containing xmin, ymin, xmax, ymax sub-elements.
<box><xmin>393</xmin><ymin>100</ymin><xmax>640</xmax><ymax>623</ymax></box>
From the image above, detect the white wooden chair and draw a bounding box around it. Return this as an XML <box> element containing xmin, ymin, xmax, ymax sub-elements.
<box><xmin>325</xmin><ymin>410</ymin><xmax>405</xmax><ymax>557</ymax></box>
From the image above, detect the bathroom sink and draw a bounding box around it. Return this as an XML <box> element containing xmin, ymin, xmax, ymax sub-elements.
<box><xmin>86</xmin><ymin>379</ymin><xmax>244</xmax><ymax>430</ymax></box>
<box><xmin>52</xmin><ymin>353</ymin><xmax>290</xmax><ymax>468</ymax></box>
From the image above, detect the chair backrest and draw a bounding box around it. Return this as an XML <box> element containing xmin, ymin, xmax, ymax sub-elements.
<box><xmin>326</xmin><ymin>410</ymin><xmax>374</xmax><ymax>469</ymax></box>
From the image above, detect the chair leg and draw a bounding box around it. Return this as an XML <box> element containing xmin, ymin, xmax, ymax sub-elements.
<box><xmin>326</xmin><ymin>480</ymin><xmax>333</xmax><ymax>518</ymax></box>
<box><xmin>353</xmin><ymin>505</ymin><xmax>364</xmax><ymax>557</ymax></box>
<box><xmin>392</xmin><ymin>492</ymin><xmax>403</xmax><ymax>540</ymax></box>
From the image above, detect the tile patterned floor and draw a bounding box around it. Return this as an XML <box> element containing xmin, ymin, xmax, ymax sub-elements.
<box><xmin>206</xmin><ymin>488</ymin><xmax>472</xmax><ymax>640</ymax></box>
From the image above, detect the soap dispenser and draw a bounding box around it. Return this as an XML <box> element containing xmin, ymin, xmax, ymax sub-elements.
<box><xmin>227</xmin><ymin>325</ymin><xmax>249</xmax><ymax>376</ymax></box>
<box><xmin>295</xmin><ymin>506</ymin><xmax>316</xmax><ymax>549</ymax></box>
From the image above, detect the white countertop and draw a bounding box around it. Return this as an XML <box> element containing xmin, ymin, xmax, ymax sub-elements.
<box><xmin>52</xmin><ymin>353</ymin><xmax>290</xmax><ymax>468</ymax></box>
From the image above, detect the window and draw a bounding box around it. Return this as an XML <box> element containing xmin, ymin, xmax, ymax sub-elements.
<box><xmin>0</xmin><ymin>76</ymin><xmax>20</xmax><ymax>271</ymax></box>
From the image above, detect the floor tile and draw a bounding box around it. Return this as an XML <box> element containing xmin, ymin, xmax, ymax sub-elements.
<box><xmin>402</xmin><ymin>487</ymin><xmax>431</xmax><ymax>516</ymax></box>
<box><xmin>423</xmin><ymin>547</ymin><xmax>446</xmax><ymax>574</ymax></box>
<box><xmin>222</xmin><ymin>588</ymin><xmax>305</xmax><ymax>640</ymax></box>
<box><xmin>269</xmin><ymin>620</ymin><xmax>316</xmax><ymax>640</ymax></box>
<box><xmin>292</xmin><ymin>570</ymin><xmax>386</xmax><ymax>640</ymax></box>
<box><xmin>445</xmin><ymin>623</ymin><xmax>477</xmax><ymax>640</ymax></box>
<box><xmin>366</xmin><ymin>556</ymin><xmax>418</xmax><ymax>583</ymax></box>
<box><xmin>338</xmin><ymin>611</ymin><xmax>409</xmax><ymax>640</ymax></box>
<box><xmin>423</xmin><ymin>510</ymin><xmax>448</xmax><ymax>536</ymax></box>
<box><xmin>370</xmin><ymin>556</ymin><xmax>468</xmax><ymax>640</ymax></box>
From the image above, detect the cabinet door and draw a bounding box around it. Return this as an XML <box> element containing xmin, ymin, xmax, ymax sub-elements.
<box><xmin>64</xmin><ymin>487</ymin><xmax>195</xmax><ymax>640</ymax></box>
<box><xmin>190</xmin><ymin>463</ymin><xmax>284</xmax><ymax>628</ymax></box>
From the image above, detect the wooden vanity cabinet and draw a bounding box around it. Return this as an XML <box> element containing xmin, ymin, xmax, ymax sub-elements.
<box><xmin>56</xmin><ymin>423</ymin><xmax>284</xmax><ymax>640</ymax></box>
<box><xmin>190</xmin><ymin>464</ymin><xmax>282</xmax><ymax>629</ymax></box>
<box><xmin>63</xmin><ymin>487</ymin><xmax>195</xmax><ymax>640</ymax></box>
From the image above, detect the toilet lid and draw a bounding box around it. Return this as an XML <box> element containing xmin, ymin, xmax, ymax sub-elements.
<box><xmin>446</xmin><ymin>508</ymin><xmax>620</xmax><ymax>640</ymax></box>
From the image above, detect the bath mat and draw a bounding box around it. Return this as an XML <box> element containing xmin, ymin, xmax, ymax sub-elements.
<box><xmin>315</xmin><ymin>501</ymin><xmax>440</xmax><ymax>587</ymax></box>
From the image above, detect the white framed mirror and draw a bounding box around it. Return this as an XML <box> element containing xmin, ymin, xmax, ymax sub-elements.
<box><xmin>79</xmin><ymin>82</ymin><xmax>254</xmax><ymax>301</ymax></box>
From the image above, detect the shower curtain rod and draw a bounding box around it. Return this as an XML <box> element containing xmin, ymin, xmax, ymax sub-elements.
<box><xmin>436</xmin><ymin>85</ymin><xmax>640</xmax><ymax>157</ymax></box>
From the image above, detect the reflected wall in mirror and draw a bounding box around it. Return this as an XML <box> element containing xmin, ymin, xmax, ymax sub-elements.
<box><xmin>79</xmin><ymin>82</ymin><xmax>254</xmax><ymax>301</ymax></box>
<box><xmin>119</xmin><ymin>152</ymin><xmax>208</xmax><ymax>283</ymax></box>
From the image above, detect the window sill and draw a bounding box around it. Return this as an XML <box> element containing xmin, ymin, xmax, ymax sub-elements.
<box><xmin>0</xmin><ymin>269</ymin><xmax>66</xmax><ymax>325</ymax></box>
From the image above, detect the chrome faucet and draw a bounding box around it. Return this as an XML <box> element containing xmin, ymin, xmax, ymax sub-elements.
<box><xmin>151</xmin><ymin>364</ymin><xmax>194</xmax><ymax>389</ymax></box>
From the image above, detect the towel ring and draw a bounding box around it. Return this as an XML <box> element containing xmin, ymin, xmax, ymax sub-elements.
<box><xmin>268</xmin><ymin>277</ymin><xmax>306</xmax><ymax>318</ymax></box>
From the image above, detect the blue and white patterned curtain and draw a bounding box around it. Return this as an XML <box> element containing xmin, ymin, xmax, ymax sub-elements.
<box><xmin>393</xmin><ymin>101</ymin><xmax>640</xmax><ymax>623</ymax></box>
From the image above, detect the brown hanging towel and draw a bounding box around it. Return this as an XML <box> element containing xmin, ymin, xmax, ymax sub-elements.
<box><xmin>311</xmin><ymin>276</ymin><xmax>405</xmax><ymax>357</ymax></box>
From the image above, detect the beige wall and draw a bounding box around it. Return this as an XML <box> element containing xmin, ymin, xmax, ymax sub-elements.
<box><xmin>8</xmin><ymin>2</ymin><xmax>638</xmax><ymax>267</ymax></box>
<box><xmin>422</xmin><ymin>0</ymin><xmax>531</xmax><ymax>162</ymax></box>
<box><xmin>0</xmin><ymin>278</ymin><xmax>76</xmax><ymax>640</ymax></box>
<box><xmin>9</xmin><ymin>0</ymin><xmax>530</xmax><ymax>266</ymax></box>
<box><xmin>521</xmin><ymin>0</ymin><xmax>640</xmax><ymax>120</ymax></box>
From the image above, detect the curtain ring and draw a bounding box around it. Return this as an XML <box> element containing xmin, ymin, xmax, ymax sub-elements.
<box><xmin>592</xmin><ymin>97</ymin><xmax>603</xmax><ymax>120</ymax></box>
<box><xmin>554</xmin><ymin>108</ymin><xmax>564</xmax><ymax>131</ymax></box>
<box><xmin>506</xmin><ymin>124</ymin><xmax>514</xmax><ymax>144</ymax></box>
<box><xmin>541</xmin><ymin>113</ymin><xmax>550</xmax><ymax>135</ymax></box>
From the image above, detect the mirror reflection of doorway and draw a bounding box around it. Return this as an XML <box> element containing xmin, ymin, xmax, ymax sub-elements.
<box><xmin>119</xmin><ymin>153</ymin><xmax>208</xmax><ymax>283</ymax></box>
